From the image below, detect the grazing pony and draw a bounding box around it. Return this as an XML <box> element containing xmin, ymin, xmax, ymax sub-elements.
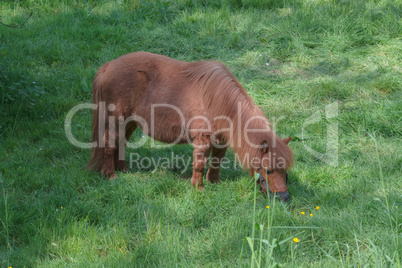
<box><xmin>87</xmin><ymin>52</ymin><xmax>294</xmax><ymax>201</ymax></box>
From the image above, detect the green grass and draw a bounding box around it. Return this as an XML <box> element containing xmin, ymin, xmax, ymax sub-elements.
<box><xmin>1</xmin><ymin>0</ymin><xmax>401</xmax><ymax>267</ymax></box>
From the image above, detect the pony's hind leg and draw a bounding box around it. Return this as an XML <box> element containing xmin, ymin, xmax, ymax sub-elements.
<box><xmin>102</xmin><ymin>147</ymin><xmax>117</xmax><ymax>180</ymax></box>
<box><xmin>99</xmin><ymin>124</ymin><xmax>117</xmax><ymax>180</ymax></box>
<box><xmin>101</xmin><ymin>118</ymin><xmax>118</xmax><ymax>180</ymax></box>
<box><xmin>114</xmin><ymin>122</ymin><xmax>137</xmax><ymax>173</ymax></box>
<box><xmin>206</xmin><ymin>146</ymin><xmax>227</xmax><ymax>184</ymax></box>
<box><xmin>114</xmin><ymin>141</ymin><xmax>128</xmax><ymax>173</ymax></box>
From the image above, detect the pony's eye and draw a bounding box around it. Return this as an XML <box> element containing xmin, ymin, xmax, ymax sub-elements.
<box><xmin>266</xmin><ymin>169</ymin><xmax>273</xmax><ymax>175</ymax></box>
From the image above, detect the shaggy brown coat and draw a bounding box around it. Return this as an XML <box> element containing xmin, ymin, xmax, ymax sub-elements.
<box><xmin>87</xmin><ymin>52</ymin><xmax>293</xmax><ymax>194</ymax></box>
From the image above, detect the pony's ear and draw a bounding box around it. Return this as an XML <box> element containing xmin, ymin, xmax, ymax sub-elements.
<box><xmin>261</xmin><ymin>141</ymin><xmax>269</xmax><ymax>154</ymax></box>
<box><xmin>282</xmin><ymin>137</ymin><xmax>291</xmax><ymax>145</ymax></box>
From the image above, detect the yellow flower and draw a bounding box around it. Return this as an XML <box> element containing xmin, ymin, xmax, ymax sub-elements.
<box><xmin>266</xmin><ymin>206</ymin><xmax>270</xmax><ymax>209</ymax></box>
<box><xmin>301</xmin><ymin>211</ymin><xmax>305</xmax><ymax>215</ymax></box>
<box><xmin>310</xmin><ymin>213</ymin><xmax>313</xmax><ymax>216</ymax></box>
<box><xmin>61</xmin><ymin>207</ymin><xmax>63</xmax><ymax>209</ymax></box>
<box><xmin>316</xmin><ymin>206</ymin><xmax>320</xmax><ymax>210</ymax></box>
<box><xmin>260</xmin><ymin>91</ymin><xmax>262</xmax><ymax>93</ymax></box>
<box><xmin>293</xmin><ymin>237</ymin><xmax>299</xmax><ymax>243</ymax></box>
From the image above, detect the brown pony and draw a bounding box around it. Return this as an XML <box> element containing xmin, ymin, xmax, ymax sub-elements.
<box><xmin>87</xmin><ymin>52</ymin><xmax>294</xmax><ymax>201</ymax></box>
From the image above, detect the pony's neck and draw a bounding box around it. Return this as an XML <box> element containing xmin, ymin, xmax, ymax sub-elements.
<box><xmin>187</xmin><ymin>61</ymin><xmax>293</xmax><ymax>170</ymax></box>
<box><xmin>230</xmin><ymin>104</ymin><xmax>272</xmax><ymax>169</ymax></box>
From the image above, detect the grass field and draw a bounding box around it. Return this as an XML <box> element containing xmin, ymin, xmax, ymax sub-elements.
<box><xmin>0</xmin><ymin>0</ymin><xmax>401</xmax><ymax>267</ymax></box>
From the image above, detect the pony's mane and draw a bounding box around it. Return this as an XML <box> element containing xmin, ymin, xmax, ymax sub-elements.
<box><xmin>185</xmin><ymin>61</ymin><xmax>294</xmax><ymax>170</ymax></box>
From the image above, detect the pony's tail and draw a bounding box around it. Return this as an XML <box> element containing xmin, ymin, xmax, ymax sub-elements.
<box><xmin>87</xmin><ymin>66</ymin><xmax>106</xmax><ymax>171</ymax></box>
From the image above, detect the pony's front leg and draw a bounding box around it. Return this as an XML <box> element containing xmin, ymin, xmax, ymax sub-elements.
<box><xmin>191</xmin><ymin>144</ymin><xmax>211</xmax><ymax>190</ymax></box>
<box><xmin>206</xmin><ymin>146</ymin><xmax>227</xmax><ymax>184</ymax></box>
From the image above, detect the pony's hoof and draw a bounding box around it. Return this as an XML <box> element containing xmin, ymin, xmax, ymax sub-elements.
<box><xmin>120</xmin><ymin>168</ymin><xmax>129</xmax><ymax>173</ymax></box>
<box><xmin>191</xmin><ymin>182</ymin><xmax>204</xmax><ymax>191</ymax></box>
<box><xmin>108</xmin><ymin>173</ymin><xmax>117</xmax><ymax>180</ymax></box>
<box><xmin>207</xmin><ymin>177</ymin><xmax>221</xmax><ymax>184</ymax></box>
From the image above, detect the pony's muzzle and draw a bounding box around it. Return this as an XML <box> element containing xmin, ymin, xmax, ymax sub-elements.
<box><xmin>271</xmin><ymin>191</ymin><xmax>290</xmax><ymax>202</ymax></box>
<box><xmin>258</xmin><ymin>173</ymin><xmax>290</xmax><ymax>202</ymax></box>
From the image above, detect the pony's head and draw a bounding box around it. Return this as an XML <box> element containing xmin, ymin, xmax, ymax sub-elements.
<box><xmin>256</xmin><ymin>137</ymin><xmax>292</xmax><ymax>202</ymax></box>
